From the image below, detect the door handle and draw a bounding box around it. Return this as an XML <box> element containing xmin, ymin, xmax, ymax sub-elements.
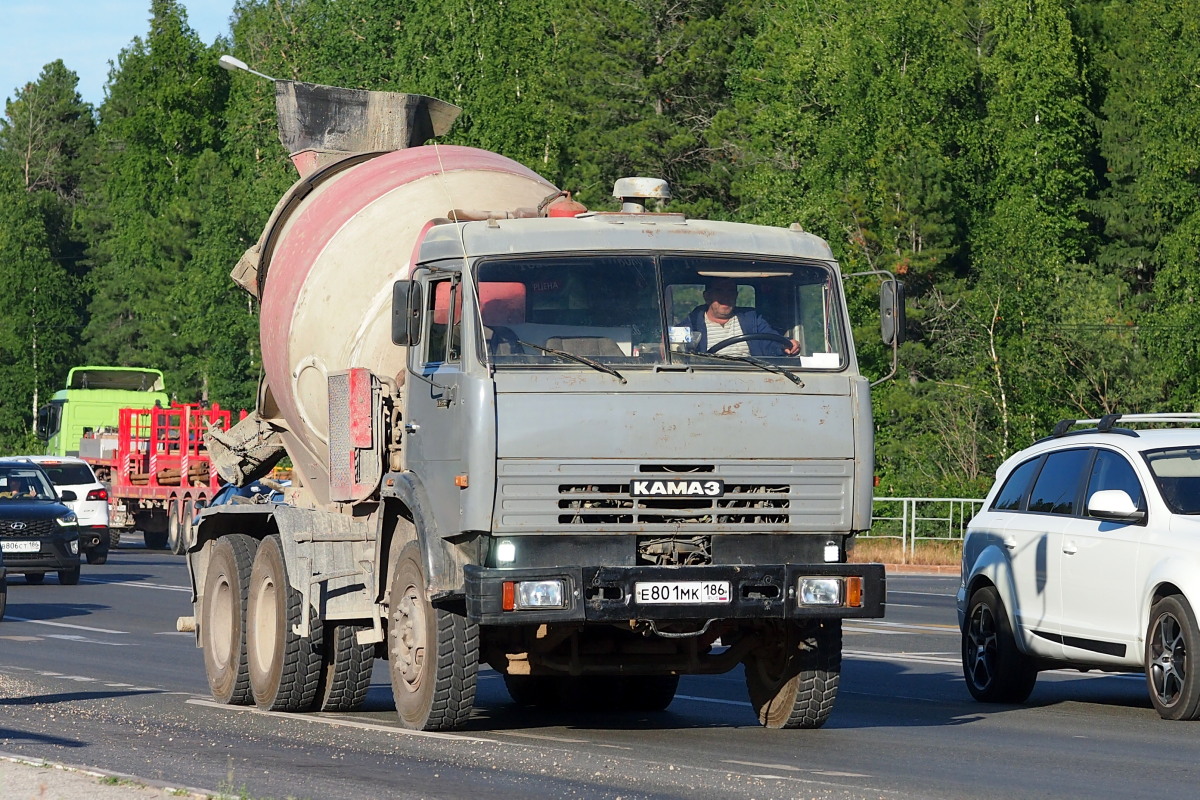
<box><xmin>1063</xmin><ymin>542</ymin><xmax>1078</xmax><ymax>555</ymax></box>
<box><xmin>1003</xmin><ymin>536</ymin><xmax>1017</xmax><ymax>550</ymax></box>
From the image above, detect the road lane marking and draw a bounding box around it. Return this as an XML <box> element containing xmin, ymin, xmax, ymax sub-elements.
<box><xmin>724</xmin><ymin>760</ymin><xmax>872</xmax><ymax>779</ymax></box>
<box><xmin>4</xmin><ymin>616</ymin><xmax>127</xmax><ymax>635</ymax></box>
<box><xmin>81</xmin><ymin>577</ymin><xmax>190</xmax><ymax>592</ymax></box>
<box><xmin>44</xmin><ymin>635</ymin><xmax>131</xmax><ymax>647</ymax></box>
<box><xmin>846</xmin><ymin>620</ymin><xmax>958</xmax><ymax>635</ymax></box>
<box><xmin>675</xmin><ymin>693</ymin><xmax>751</xmax><ymax>707</ymax></box>
<box><xmin>187</xmin><ymin>698</ymin><xmax>501</xmax><ymax>743</ymax></box>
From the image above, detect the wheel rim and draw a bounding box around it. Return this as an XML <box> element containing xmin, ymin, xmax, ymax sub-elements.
<box><xmin>393</xmin><ymin>583</ymin><xmax>426</xmax><ymax>694</ymax></box>
<box><xmin>1150</xmin><ymin>611</ymin><xmax>1187</xmax><ymax>709</ymax></box>
<box><xmin>965</xmin><ymin>601</ymin><xmax>998</xmax><ymax>691</ymax></box>
<box><xmin>211</xmin><ymin>573</ymin><xmax>234</xmax><ymax>666</ymax></box>
<box><xmin>249</xmin><ymin>572</ymin><xmax>279</xmax><ymax>675</ymax></box>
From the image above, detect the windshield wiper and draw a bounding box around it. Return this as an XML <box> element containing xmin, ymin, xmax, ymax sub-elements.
<box><xmin>517</xmin><ymin>340</ymin><xmax>627</xmax><ymax>384</ymax></box>
<box><xmin>683</xmin><ymin>350</ymin><xmax>805</xmax><ymax>387</ymax></box>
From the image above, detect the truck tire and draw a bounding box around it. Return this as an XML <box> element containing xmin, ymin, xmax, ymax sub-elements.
<box><xmin>744</xmin><ymin>619</ymin><xmax>842</xmax><ymax>729</ymax></box>
<box><xmin>139</xmin><ymin>510</ymin><xmax>169</xmax><ymax>549</ymax></box>
<box><xmin>622</xmin><ymin>675</ymin><xmax>679</xmax><ymax>711</ymax></box>
<box><xmin>246</xmin><ymin>534</ymin><xmax>323</xmax><ymax>712</ymax></box>
<box><xmin>168</xmin><ymin>499</ymin><xmax>186</xmax><ymax>555</ymax></box>
<box><xmin>109</xmin><ymin>528</ymin><xmax>121</xmax><ymax>549</ymax></box>
<box><xmin>388</xmin><ymin>542</ymin><xmax>478</xmax><ymax>730</ymax></box>
<box><xmin>181</xmin><ymin>499</ymin><xmax>195</xmax><ymax>552</ymax></box>
<box><xmin>144</xmin><ymin>528</ymin><xmax>168</xmax><ymax>550</ymax></box>
<box><xmin>201</xmin><ymin>534</ymin><xmax>259</xmax><ymax>705</ymax></box>
<box><xmin>315</xmin><ymin>623</ymin><xmax>374</xmax><ymax>712</ymax></box>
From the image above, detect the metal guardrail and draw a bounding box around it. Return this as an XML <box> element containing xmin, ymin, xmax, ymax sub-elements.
<box><xmin>866</xmin><ymin>497</ymin><xmax>985</xmax><ymax>559</ymax></box>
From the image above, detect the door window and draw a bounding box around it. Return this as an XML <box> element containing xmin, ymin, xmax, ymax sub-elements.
<box><xmin>1084</xmin><ymin>450</ymin><xmax>1145</xmax><ymax>515</ymax></box>
<box><xmin>992</xmin><ymin>456</ymin><xmax>1043</xmax><ymax>511</ymax></box>
<box><xmin>1027</xmin><ymin>449</ymin><xmax>1091</xmax><ymax>515</ymax></box>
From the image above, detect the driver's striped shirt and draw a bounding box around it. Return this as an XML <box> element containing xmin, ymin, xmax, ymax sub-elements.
<box><xmin>705</xmin><ymin>316</ymin><xmax>749</xmax><ymax>356</ymax></box>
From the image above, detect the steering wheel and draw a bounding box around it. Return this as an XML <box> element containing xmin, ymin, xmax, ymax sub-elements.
<box><xmin>705</xmin><ymin>333</ymin><xmax>793</xmax><ymax>354</ymax></box>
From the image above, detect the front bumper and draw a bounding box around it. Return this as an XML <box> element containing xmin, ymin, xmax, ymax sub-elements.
<box><xmin>465</xmin><ymin>563</ymin><xmax>885</xmax><ymax>626</ymax></box>
<box><xmin>0</xmin><ymin>532</ymin><xmax>80</xmax><ymax>574</ymax></box>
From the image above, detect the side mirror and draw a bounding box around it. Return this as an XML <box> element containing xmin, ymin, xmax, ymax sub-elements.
<box><xmin>1088</xmin><ymin>489</ymin><xmax>1145</xmax><ymax>523</ymax></box>
<box><xmin>392</xmin><ymin>280</ymin><xmax>423</xmax><ymax>346</ymax></box>
<box><xmin>59</xmin><ymin>490</ymin><xmax>77</xmax><ymax>502</ymax></box>
<box><xmin>881</xmin><ymin>279</ymin><xmax>906</xmax><ymax>346</ymax></box>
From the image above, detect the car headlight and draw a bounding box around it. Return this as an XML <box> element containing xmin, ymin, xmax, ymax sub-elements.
<box><xmin>55</xmin><ymin>513</ymin><xmax>78</xmax><ymax>527</ymax></box>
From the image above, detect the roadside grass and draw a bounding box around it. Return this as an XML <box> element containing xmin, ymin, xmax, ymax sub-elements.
<box><xmin>849</xmin><ymin>537</ymin><xmax>961</xmax><ymax>567</ymax></box>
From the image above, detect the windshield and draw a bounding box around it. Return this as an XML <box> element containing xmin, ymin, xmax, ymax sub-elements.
<box><xmin>1144</xmin><ymin>447</ymin><xmax>1200</xmax><ymax>514</ymax></box>
<box><xmin>475</xmin><ymin>254</ymin><xmax>846</xmax><ymax>371</ymax></box>
<box><xmin>0</xmin><ymin>467</ymin><xmax>57</xmax><ymax>501</ymax></box>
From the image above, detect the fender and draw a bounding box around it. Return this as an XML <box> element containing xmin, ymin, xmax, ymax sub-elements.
<box><xmin>381</xmin><ymin>470</ymin><xmax>483</xmax><ymax>602</ymax></box>
<box><xmin>962</xmin><ymin>539</ymin><xmax>1029</xmax><ymax>652</ymax></box>
<box><xmin>1140</xmin><ymin>559</ymin><xmax>1200</xmax><ymax>651</ymax></box>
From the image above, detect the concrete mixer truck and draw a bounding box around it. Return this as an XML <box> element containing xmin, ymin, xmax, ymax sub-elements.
<box><xmin>183</xmin><ymin>72</ymin><xmax>903</xmax><ymax>731</ymax></box>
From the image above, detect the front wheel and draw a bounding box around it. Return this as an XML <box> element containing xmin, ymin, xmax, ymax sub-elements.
<box><xmin>0</xmin><ymin>574</ymin><xmax>7</xmax><ymax>621</ymax></box>
<box><xmin>744</xmin><ymin>619</ymin><xmax>842</xmax><ymax>729</ymax></box>
<box><xmin>388</xmin><ymin>542</ymin><xmax>478</xmax><ymax>730</ymax></box>
<box><xmin>58</xmin><ymin>565</ymin><xmax>81</xmax><ymax>585</ymax></box>
<box><xmin>962</xmin><ymin>585</ymin><xmax>1037</xmax><ymax>703</ymax></box>
<box><xmin>1146</xmin><ymin>595</ymin><xmax>1200</xmax><ymax>720</ymax></box>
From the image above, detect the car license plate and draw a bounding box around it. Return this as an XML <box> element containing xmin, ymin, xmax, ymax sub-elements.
<box><xmin>634</xmin><ymin>581</ymin><xmax>731</xmax><ymax>604</ymax></box>
<box><xmin>0</xmin><ymin>540</ymin><xmax>39</xmax><ymax>553</ymax></box>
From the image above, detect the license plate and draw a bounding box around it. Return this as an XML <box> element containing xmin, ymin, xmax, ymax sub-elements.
<box><xmin>0</xmin><ymin>540</ymin><xmax>39</xmax><ymax>553</ymax></box>
<box><xmin>634</xmin><ymin>581</ymin><xmax>731</xmax><ymax>605</ymax></box>
<box><xmin>629</xmin><ymin>479</ymin><xmax>725</xmax><ymax>498</ymax></box>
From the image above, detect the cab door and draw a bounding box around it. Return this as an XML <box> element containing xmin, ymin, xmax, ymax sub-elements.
<box><xmin>404</xmin><ymin>272</ymin><xmax>467</xmax><ymax>533</ymax></box>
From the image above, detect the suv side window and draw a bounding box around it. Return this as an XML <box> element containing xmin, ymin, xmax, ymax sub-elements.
<box><xmin>1028</xmin><ymin>448</ymin><xmax>1092</xmax><ymax>515</ymax></box>
<box><xmin>1085</xmin><ymin>449</ymin><xmax>1145</xmax><ymax>513</ymax></box>
<box><xmin>992</xmin><ymin>457</ymin><xmax>1043</xmax><ymax>511</ymax></box>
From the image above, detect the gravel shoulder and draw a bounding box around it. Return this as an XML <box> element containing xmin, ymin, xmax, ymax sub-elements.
<box><xmin>0</xmin><ymin>752</ymin><xmax>215</xmax><ymax>799</ymax></box>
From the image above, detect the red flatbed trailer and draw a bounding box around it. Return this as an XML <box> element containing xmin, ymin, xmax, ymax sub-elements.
<box><xmin>86</xmin><ymin>403</ymin><xmax>237</xmax><ymax>553</ymax></box>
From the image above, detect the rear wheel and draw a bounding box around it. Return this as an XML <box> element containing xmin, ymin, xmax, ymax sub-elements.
<box><xmin>108</xmin><ymin>528</ymin><xmax>121</xmax><ymax>549</ymax></box>
<box><xmin>388</xmin><ymin>542</ymin><xmax>478</xmax><ymax>730</ymax></box>
<box><xmin>315</xmin><ymin>623</ymin><xmax>374</xmax><ymax>712</ymax></box>
<box><xmin>201</xmin><ymin>534</ymin><xmax>259</xmax><ymax>705</ymax></box>
<box><xmin>180</xmin><ymin>499</ymin><xmax>195</xmax><ymax>552</ymax></box>
<box><xmin>246</xmin><ymin>534</ymin><xmax>323</xmax><ymax>711</ymax></box>
<box><xmin>623</xmin><ymin>675</ymin><xmax>679</xmax><ymax>711</ymax></box>
<box><xmin>167</xmin><ymin>499</ymin><xmax>185</xmax><ymax>555</ymax></box>
<box><xmin>744</xmin><ymin>619</ymin><xmax>842</xmax><ymax>729</ymax></box>
<box><xmin>1146</xmin><ymin>595</ymin><xmax>1200</xmax><ymax>720</ymax></box>
<box><xmin>58</xmin><ymin>565</ymin><xmax>81</xmax><ymax>585</ymax></box>
<box><xmin>962</xmin><ymin>585</ymin><xmax>1038</xmax><ymax>703</ymax></box>
<box><xmin>25</xmin><ymin>573</ymin><xmax>45</xmax><ymax>585</ymax></box>
<box><xmin>86</xmin><ymin>538</ymin><xmax>109</xmax><ymax>565</ymax></box>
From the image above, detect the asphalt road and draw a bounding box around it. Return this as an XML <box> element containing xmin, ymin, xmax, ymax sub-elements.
<box><xmin>1</xmin><ymin>538</ymin><xmax>1197</xmax><ymax>800</ymax></box>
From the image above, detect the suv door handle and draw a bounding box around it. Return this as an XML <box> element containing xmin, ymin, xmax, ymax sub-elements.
<box><xmin>1003</xmin><ymin>536</ymin><xmax>1017</xmax><ymax>550</ymax></box>
<box><xmin>1063</xmin><ymin>542</ymin><xmax>1078</xmax><ymax>555</ymax></box>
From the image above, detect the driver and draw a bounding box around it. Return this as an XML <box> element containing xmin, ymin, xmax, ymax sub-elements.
<box><xmin>681</xmin><ymin>278</ymin><xmax>800</xmax><ymax>356</ymax></box>
<box><xmin>0</xmin><ymin>477</ymin><xmax>33</xmax><ymax>499</ymax></box>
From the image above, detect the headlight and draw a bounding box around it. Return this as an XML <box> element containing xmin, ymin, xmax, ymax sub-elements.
<box><xmin>799</xmin><ymin>577</ymin><xmax>842</xmax><ymax>605</ymax></box>
<box><xmin>503</xmin><ymin>579</ymin><xmax>567</xmax><ymax>610</ymax></box>
<box><xmin>55</xmin><ymin>513</ymin><xmax>78</xmax><ymax>527</ymax></box>
<box><xmin>495</xmin><ymin>540</ymin><xmax>516</xmax><ymax>565</ymax></box>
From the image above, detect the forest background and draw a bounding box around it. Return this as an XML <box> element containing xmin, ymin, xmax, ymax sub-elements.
<box><xmin>0</xmin><ymin>0</ymin><xmax>1196</xmax><ymax>500</ymax></box>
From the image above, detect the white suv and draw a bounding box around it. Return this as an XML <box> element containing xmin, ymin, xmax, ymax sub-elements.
<box><xmin>958</xmin><ymin>414</ymin><xmax>1200</xmax><ymax>720</ymax></box>
<box><xmin>20</xmin><ymin>456</ymin><xmax>112</xmax><ymax>565</ymax></box>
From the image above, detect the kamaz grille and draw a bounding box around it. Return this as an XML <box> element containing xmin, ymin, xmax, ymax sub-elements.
<box><xmin>495</xmin><ymin>460</ymin><xmax>851</xmax><ymax>532</ymax></box>
<box><xmin>0</xmin><ymin>519</ymin><xmax>56</xmax><ymax>537</ymax></box>
<box><xmin>557</xmin><ymin>483</ymin><xmax>790</xmax><ymax>525</ymax></box>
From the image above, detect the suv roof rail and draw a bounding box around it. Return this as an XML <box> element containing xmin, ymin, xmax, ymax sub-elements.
<box><xmin>1048</xmin><ymin>413</ymin><xmax>1200</xmax><ymax>439</ymax></box>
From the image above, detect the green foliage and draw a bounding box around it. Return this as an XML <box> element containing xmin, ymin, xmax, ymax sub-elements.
<box><xmin>0</xmin><ymin>0</ymin><xmax>1197</xmax><ymax>492</ymax></box>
